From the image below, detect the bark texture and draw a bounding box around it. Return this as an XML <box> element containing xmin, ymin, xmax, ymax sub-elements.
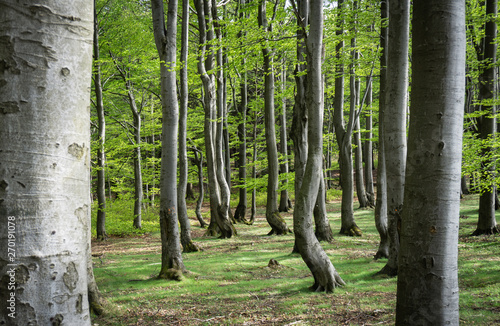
<box><xmin>294</xmin><ymin>0</ymin><xmax>344</xmax><ymax>292</ymax></box>
<box><xmin>396</xmin><ymin>1</ymin><xmax>465</xmax><ymax>323</ymax></box>
<box><xmin>378</xmin><ymin>0</ymin><xmax>409</xmax><ymax>276</ymax></box>
<box><xmin>151</xmin><ymin>0</ymin><xmax>186</xmax><ymax>278</ymax></box>
<box><xmin>0</xmin><ymin>1</ymin><xmax>93</xmax><ymax>324</ymax></box>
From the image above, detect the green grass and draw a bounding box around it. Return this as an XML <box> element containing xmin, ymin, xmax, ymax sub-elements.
<box><xmin>91</xmin><ymin>194</ymin><xmax>500</xmax><ymax>325</ymax></box>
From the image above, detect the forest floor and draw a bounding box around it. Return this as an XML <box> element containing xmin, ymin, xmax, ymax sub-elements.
<box><xmin>90</xmin><ymin>195</ymin><xmax>500</xmax><ymax>325</ymax></box>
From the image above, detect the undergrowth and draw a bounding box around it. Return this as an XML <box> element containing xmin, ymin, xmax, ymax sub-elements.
<box><xmin>90</xmin><ymin>194</ymin><xmax>500</xmax><ymax>325</ymax></box>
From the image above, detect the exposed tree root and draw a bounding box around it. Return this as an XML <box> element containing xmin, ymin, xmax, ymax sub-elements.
<box><xmin>373</xmin><ymin>248</ymin><xmax>389</xmax><ymax>260</ymax></box>
<box><xmin>339</xmin><ymin>224</ymin><xmax>362</xmax><ymax>236</ymax></box>
<box><xmin>471</xmin><ymin>226</ymin><xmax>499</xmax><ymax>236</ymax></box>
<box><xmin>158</xmin><ymin>268</ymin><xmax>184</xmax><ymax>281</ymax></box>
<box><xmin>182</xmin><ymin>241</ymin><xmax>201</xmax><ymax>253</ymax></box>
<box><xmin>374</xmin><ymin>264</ymin><xmax>397</xmax><ymax>278</ymax></box>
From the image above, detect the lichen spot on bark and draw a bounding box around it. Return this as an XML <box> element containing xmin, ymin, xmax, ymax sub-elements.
<box><xmin>76</xmin><ymin>293</ymin><xmax>83</xmax><ymax>313</ymax></box>
<box><xmin>74</xmin><ymin>205</ymin><xmax>88</xmax><ymax>227</ymax></box>
<box><xmin>68</xmin><ymin>143</ymin><xmax>85</xmax><ymax>159</ymax></box>
<box><xmin>50</xmin><ymin>313</ymin><xmax>64</xmax><ymax>326</ymax></box>
<box><xmin>0</xmin><ymin>101</ymin><xmax>21</xmax><ymax>114</ymax></box>
<box><xmin>63</xmin><ymin>262</ymin><xmax>78</xmax><ymax>292</ymax></box>
<box><xmin>15</xmin><ymin>264</ymin><xmax>30</xmax><ymax>285</ymax></box>
<box><xmin>61</xmin><ymin>67</ymin><xmax>70</xmax><ymax>76</ymax></box>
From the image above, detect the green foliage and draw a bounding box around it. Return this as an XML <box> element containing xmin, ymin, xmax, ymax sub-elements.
<box><xmin>90</xmin><ymin>196</ymin><xmax>159</xmax><ymax>238</ymax></box>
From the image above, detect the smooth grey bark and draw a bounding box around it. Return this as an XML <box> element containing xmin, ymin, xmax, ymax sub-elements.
<box><xmin>291</xmin><ymin>0</ymin><xmax>309</xmax><ymax>197</ymax></box>
<box><xmin>151</xmin><ymin>0</ymin><xmax>186</xmax><ymax>278</ymax></box>
<box><xmin>293</xmin><ymin>0</ymin><xmax>344</xmax><ymax>292</ymax></box>
<box><xmin>93</xmin><ymin>6</ymin><xmax>107</xmax><ymax>241</ymax></box>
<box><xmin>377</xmin><ymin>0</ymin><xmax>409</xmax><ymax>276</ymax></box>
<box><xmin>333</xmin><ymin>0</ymin><xmax>362</xmax><ymax>237</ymax></box>
<box><xmin>396</xmin><ymin>1</ymin><xmax>465</xmax><ymax>323</ymax></box>
<box><xmin>475</xmin><ymin>0</ymin><xmax>499</xmax><ymax>236</ymax></box>
<box><xmin>194</xmin><ymin>0</ymin><xmax>234</xmax><ymax>238</ymax></box>
<box><xmin>279</xmin><ymin>61</ymin><xmax>291</xmax><ymax>212</ymax></box>
<box><xmin>374</xmin><ymin>0</ymin><xmax>389</xmax><ymax>260</ymax></box>
<box><xmin>250</xmin><ymin>111</ymin><xmax>258</xmax><ymax>224</ymax></box>
<box><xmin>259</xmin><ymin>0</ymin><xmax>291</xmax><ymax>235</ymax></box>
<box><xmin>0</xmin><ymin>1</ymin><xmax>93</xmax><ymax>323</ymax></box>
<box><xmin>363</xmin><ymin>77</ymin><xmax>375</xmax><ymax>207</ymax></box>
<box><xmin>178</xmin><ymin>0</ymin><xmax>199</xmax><ymax>252</ymax></box>
<box><xmin>128</xmin><ymin>79</ymin><xmax>143</xmax><ymax>229</ymax></box>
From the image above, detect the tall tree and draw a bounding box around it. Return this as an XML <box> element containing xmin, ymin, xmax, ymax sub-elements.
<box><xmin>258</xmin><ymin>0</ymin><xmax>291</xmax><ymax>235</ymax></box>
<box><xmin>178</xmin><ymin>0</ymin><xmax>200</xmax><ymax>252</ymax></box>
<box><xmin>377</xmin><ymin>0</ymin><xmax>410</xmax><ymax>276</ymax></box>
<box><xmin>0</xmin><ymin>0</ymin><xmax>93</xmax><ymax>323</ymax></box>
<box><xmin>396</xmin><ymin>0</ymin><xmax>465</xmax><ymax>322</ymax></box>
<box><xmin>474</xmin><ymin>0</ymin><xmax>499</xmax><ymax>236</ymax></box>
<box><xmin>374</xmin><ymin>0</ymin><xmax>389</xmax><ymax>260</ymax></box>
<box><xmin>293</xmin><ymin>0</ymin><xmax>345</xmax><ymax>292</ymax></box>
<box><xmin>94</xmin><ymin>3</ymin><xmax>107</xmax><ymax>240</ymax></box>
<box><xmin>279</xmin><ymin>59</ymin><xmax>291</xmax><ymax>213</ymax></box>
<box><xmin>333</xmin><ymin>0</ymin><xmax>362</xmax><ymax>236</ymax></box>
<box><xmin>151</xmin><ymin>0</ymin><xmax>186</xmax><ymax>278</ymax></box>
<box><xmin>363</xmin><ymin>77</ymin><xmax>375</xmax><ymax>207</ymax></box>
<box><xmin>194</xmin><ymin>0</ymin><xmax>234</xmax><ymax>238</ymax></box>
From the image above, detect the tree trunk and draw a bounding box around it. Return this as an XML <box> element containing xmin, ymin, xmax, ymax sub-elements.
<box><xmin>294</xmin><ymin>0</ymin><xmax>344</xmax><ymax>292</ymax></box>
<box><xmin>94</xmin><ymin>6</ymin><xmax>107</xmax><ymax>241</ymax></box>
<box><xmin>314</xmin><ymin>174</ymin><xmax>333</xmax><ymax>242</ymax></box>
<box><xmin>474</xmin><ymin>0</ymin><xmax>499</xmax><ymax>236</ymax></box>
<box><xmin>250</xmin><ymin>111</ymin><xmax>258</xmax><ymax>224</ymax></box>
<box><xmin>0</xmin><ymin>1</ymin><xmax>93</xmax><ymax>323</ymax></box>
<box><xmin>194</xmin><ymin>0</ymin><xmax>234</xmax><ymax>238</ymax></box>
<box><xmin>396</xmin><ymin>1</ymin><xmax>465</xmax><ymax>322</ymax></box>
<box><xmin>377</xmin><ymin>0</ymin><xmax>410</xmax><ymax>276</ymax></box>
<box><xmin>279</xmin><ymin>60</ymin><xmax>291</xmax><ymax>212</ymax></box>
<box><xmin>151</xmin><ymin>0</ymin><xmax>186</xmax><ymax>278</ymax></box>
<box><xmin>374</xmin><ymin>0</ymin><xmax>389</xmax><ymax>260</ymax></box>
<box><xmin>259</xmin><ymin>0</ymin><xmax>290</xmax><ymax>235</ymax></box>
<box><xmin>333</xmin><ymin>0</ymin><xmax>361</xmax><ymax>237</ymax></box>
<box><xmin>178</xmin><ymin>0</ymin><xmax>199</xmax><ymax>252</ymax></box>
<box><xmin>363</xmin><ymin>77</ymin><xmax>375</xmax><ymax>207</ymax></box>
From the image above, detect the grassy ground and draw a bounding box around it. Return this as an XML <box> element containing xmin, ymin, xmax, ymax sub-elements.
<box><xmin>90</xmin><ymin>194</ymin><xmax>500</xmax><ymax>325</ymax></box>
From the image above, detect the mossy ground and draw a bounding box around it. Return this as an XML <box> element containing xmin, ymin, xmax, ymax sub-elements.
<box><xmin>91</xmin><ymin>194</ymin><xmax>499</xmax><ymax>325</ymax></box>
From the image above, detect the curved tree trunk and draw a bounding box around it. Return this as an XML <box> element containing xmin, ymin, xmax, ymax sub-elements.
<box><xmin>294</xmin><ymin>0</ymin><xmax>344</xmax><ymax>292</ymax></box>
<box><xmin>94</xmin><ymin>7</ymin><xmax>107</xmax><ymax>241</ymax></box>
<box><xmin>396</xmin><ymin>1</ymin><xmax>465</xmax><ymax>322</ymax></box>
<box><xmin>152</xmin><ymin>0</ymin><xmax>186</xmax><ymax>279</ymax></box>
<box><xmin>259</xmin><ymin>0</ymin><xmax>290</xmax><ymax>235</ymax></box>
<box><xmin>377</xmin><ymin>0</ymin><xmax>410</xmax><ymax>277</ymax></box>
<box><xmin>195</xmin><ymin>0</ymin><xmax>234</xmax><ymax>239</ymax></box>
<box><xmin>474</xmin><ymin>0</ymin><xmax>499</xmax><ymax>236</ymax></box>
<box><xmin>333</xmin><ymin>0</ymin><xmax>361</xmax><ymax>237</ymax></box>
<box><xmin>0</xmin><ymin>1</ymin><xmax>93</xmax><ymax>323</ymax></box>
<box><xmin>178</xmin><ymin>0</ymin><xmax>199</xmax><ymax>252</ymax></box>
<box><xmin>314</xmin><ymin>174</ymin><xmax>334</xmax><ymax>242</ymax></box>
<box><xmin>192</xmin><ymin>149</ymin><xmax>208</xmax><ymax>228</ymax></box>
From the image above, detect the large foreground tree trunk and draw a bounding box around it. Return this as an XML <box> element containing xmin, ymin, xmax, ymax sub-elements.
<box><xmin>294</xmin><ymin>0</ymin><xmax>344</xmax><ymax>292</ymax></box>
<box><xmin>377</xmin><ymin>0</ymin><xmax>410</xmax><ymax>276</ymax></box>
<box><xmin>0</xmin><ymin>1</ymin><xmax>93</xmax><ymax>323</ymax></box>
<box><xmin>396</xmin><ymin>1</ymin><xmax>465</xmax><ymax>323</ymax></box>
<box><xmin>151</xmin><ymin>0</ymin><xmax>186</xmax><ymax>278</ymax></box>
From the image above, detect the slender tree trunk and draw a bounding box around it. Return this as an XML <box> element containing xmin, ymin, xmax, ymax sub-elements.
<box><xmin>474</xmin><ymin>0</ymin><xmax>499</xmax><ymax>236</ymax></box>
<box><xmin>374</xmin><ymin>0</ymin><xmax>389</xmax><ymax>260</ymax></box>
<box><xmin>152</xmin><ymin>0</ymin><xmax>186</xmax><ymax>279</ymax></box>
<box><xmin>259</xmin><ymin>0</ymin><xmax>290</xmax><ymax>235</ymax></box>
<box><xmin>396</xmin><ymin>1</ymin><xmax>465</xmax><ymax>322</ymax></box>
<box><xmin>333</xmin><ymin>0</ymin><xmax>361</xmax><ymax>237</ymax></box>
<box><xmin>279</xmin><ymin>60</ymin><xmax>291</xmax><ymax>212</ymax></box>
<box><xmin>178</xmin><ymin>0</ymin><xmax>199</xmax><ymax>252</ymax></box>
<box><xmin>377</xmin><ymin>0</ymin><xmax>410</xmax><ymax>276</ymax></box>
<box><xmin>250</xmin><ymin>111</ymin><xmax>258</xmax><ymax>224</ymax></box>
<box><xmin>94</xmin><ymin>7</ymin><xmax>107</xmax><ymax>241</ymax></box>
<box><xmin>363</xmin><ymin>78</ymin><xmax>375</xmax><ymax>207</ymax></box>
<box><xmin>0</xmin><ymin>1</ymin><xmax>93</xmax><ymax>323</ymax></box>
<box><xmin>194</xmin><ymin>0</ymin><xmax>234</xmax><ymax>238</ymax></box>
<box><xmin>294</xmin><ymin>0</ymin><xmax>344</xmax><ymax>292</ymax></box>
